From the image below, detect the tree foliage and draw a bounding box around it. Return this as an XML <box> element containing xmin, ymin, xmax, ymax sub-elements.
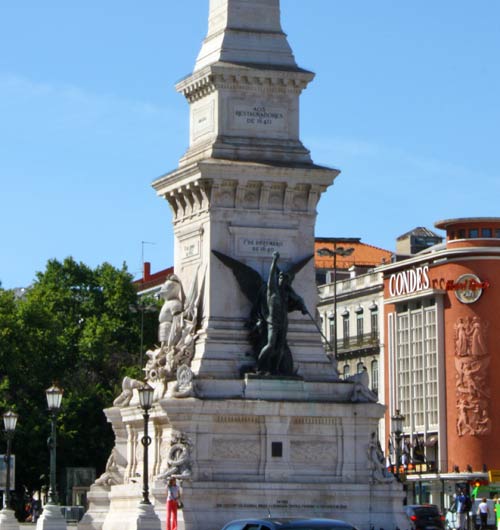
<box><xmin>0</xmin><ymin>258</ymin><xmax>158</xmax><ymax>511</ymax></box>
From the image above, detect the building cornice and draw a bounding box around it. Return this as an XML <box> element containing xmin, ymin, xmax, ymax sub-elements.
<box><xmin>377</xmin><ymin>245</ymin><xmax>500</xmax><ymax>274</ymax></box>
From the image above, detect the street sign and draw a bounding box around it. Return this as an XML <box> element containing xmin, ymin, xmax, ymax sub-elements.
<box><xmin>0</xmin><ymin>455</ymin><xmax>16</xmax><ymax>490</ymax></box>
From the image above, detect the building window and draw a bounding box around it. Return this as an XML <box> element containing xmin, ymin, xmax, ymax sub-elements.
<box><xmin>343</xmin><ymin>315</ymin><xmax>350</xmax><ymax>346</ymax></box>
<box><xmin>371</xmin><ymin>360</ymin><xmax>379</xmax><ymax>393</ymax></box>
<box><xmin>482</xmin><ymin>228</ymin><xmax>492</xmax><ymax>238</ymax></box>
<box><xmin>458</xmin><ymin>229</ymin><xmax>466</xmax><ymax>238</ymax></box>
<box><xmin>343</xmin><ymin>364</ymin><xmax>350</xmax><ymax>379</ymax></box>
<box><xmin>469</xmin><ymin>228</ymin><xmax>479</xmax><ymax>238</ymax></box>
<box><xmin>496</xmin><ymin>229</ymin><xmax>500</xmax><ymax>238</ymax></box>
<box><xmin>328</xmin><ymin>313</ymin><xmax>335</xmax><ymax>342</ymax></box>
<box><xmin>395</xmin><ymin>304</ymin><xmax>439</xmax><ymax>432</ymax></box>
<box><xmin>356</xmin><ymin>313</ymin><xmax>364</xmax><ymax>343</ymax></box>
<box><xmin>357</xmin><ymin>361</ymin><xmax>364</xmax><ymax>374</ymax></box>
<box><xmin>370</xmin><ymin>304</ymin><xmax>379</xmax><ymax>339</ymax></box>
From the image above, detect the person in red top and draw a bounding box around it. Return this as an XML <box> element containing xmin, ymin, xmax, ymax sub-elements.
<box><xmin>166</xmin><ymin>477</ymin><xmax>181</xmax><ymax>530</ymax></box>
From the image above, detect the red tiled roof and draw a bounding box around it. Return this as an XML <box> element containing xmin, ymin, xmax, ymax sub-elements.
<box><xmin>314</xmin><ymin>239</ymin><xmax>392</xmax><ymax>270</ymax></box>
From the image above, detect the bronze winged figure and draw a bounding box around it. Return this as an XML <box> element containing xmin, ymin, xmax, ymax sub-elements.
<box><xmin>212</xmin><ymin>250</ymin><xmax>312</xmax><ymax>376</ymax></box>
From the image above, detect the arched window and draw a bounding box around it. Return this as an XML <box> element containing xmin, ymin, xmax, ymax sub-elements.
<box><xmin>357</xmin><ymin>361</ymin><xmax>364</xmax><ymax>374</ymax></box>
<box><xmin>343</xmin><ymin>364</ymin><xmax>350</xmax><ymax>379</ymax></box>
<box><xmin>342</xmin><ymin>310</ymin><xmax>350</xmax><ymax>347</ymax></box>
<box><xmin>328</xmin><ymin>312</ymin><xmax>335</xmax><ymax>342</ymax></box>
<box><xmin>356</xmin><ymin>310</ymin><xmax>364</xmax><ymax>344</ymax></box>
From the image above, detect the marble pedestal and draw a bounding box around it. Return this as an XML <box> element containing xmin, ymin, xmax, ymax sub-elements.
<box><xmin>79</xmin><ymin>378</ymin><xmax>406</xmax><ymax>530</ymax></box>
<box><xmin>101</xmin><ymin>486</ymin><xmax>161</xmax><ymax>530</ymax></box>
<box><xmin>79</xmin><ymin>486</ymin><xmax>112</xmax><ymax>530</ymax></box>
<box><xmin>0</xmin><ymin>508</ymin><xmax>19</xmax><ymax>530</ymax></box>
<box><xmin>36</xmin><ymin>504</ymin><xmax>67</xmax><ymax>530</ymax></box>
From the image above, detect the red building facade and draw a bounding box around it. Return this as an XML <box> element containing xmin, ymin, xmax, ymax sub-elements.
<box><xmin>382</xmin><ymin>218</ymin><xmax>500</xmax><ymax>498</ymax></box>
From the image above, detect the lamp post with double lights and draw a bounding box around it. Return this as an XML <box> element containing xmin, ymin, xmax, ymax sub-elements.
<box><xmin>317</xmin><ymin>245</ymin><xmax>355</xmax><ymax>358</ymax></box>
<box><xmin>36</xmin><ymin>385</ymin><xmax>66</xmax><ymax>530</ymax></box>
<box><xmin>0</xmin><ymin>410</ymin><xmax>19</xmax><ymax>530</ymax></box>
<box><xmin>391</xmin><ymin>409</ymin><xmax>405</xmax><ymax>481</ymax></box>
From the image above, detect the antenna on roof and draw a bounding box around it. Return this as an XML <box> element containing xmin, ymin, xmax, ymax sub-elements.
<box><xmin>141</xmin><ymin>240</ymin><xmax>156</xmax><ymax>268</ymax></box>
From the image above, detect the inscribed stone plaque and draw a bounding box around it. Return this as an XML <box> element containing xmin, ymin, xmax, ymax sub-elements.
<box><xmin>230</xmin><ymin>100</ymin><xmax>287</xmax><ymax>133</ymax></box>
<box><xmin>236</xmin><ymin>236</ymin><xmax>288</xmax><ymax>258</ymax></box>
<box><xmin>192</xmin><ymin>101</ymin><xmax>214</xmax><ymax>139</ymax></box>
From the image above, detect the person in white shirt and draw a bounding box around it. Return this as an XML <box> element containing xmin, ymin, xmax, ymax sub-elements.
<box><xmin>478</xmin><ymin>498</ymin><xmax>489</xmax><ymax>530</ymax></box>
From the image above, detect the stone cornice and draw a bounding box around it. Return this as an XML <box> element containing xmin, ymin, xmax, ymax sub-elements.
<box><xmin>152</xmin><ymin>158</ymin><xmax>338</xmax><ymax>224</ymax></box>
<box><xmin>176</xmin><ymin>62</ymin><xmax>314</xmax><ymax>102</ymax></box>
<box><xmin>153</xmin><ymin>158</ymin><xmax>339</xmax><ymax>193</ymax></box>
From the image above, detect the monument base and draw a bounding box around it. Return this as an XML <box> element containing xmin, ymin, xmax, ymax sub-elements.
<box><xmin>79</xmin><ymin>388</ymin><xmax>405</xmax><ymax>530</ymax></box>
<box><xmin>101</xmin><ymin>487</ymin><xmax>161</xmax><ymax>530</ymax></box>
<box><xmin>36</xmin><ymin>504</ymin><xmax>67</xmax><ymax>530</ymax></box>
<box><xmin>0</xmin><ymin>508</ymin><xmax>19</xmax><ymax>530</ymax></box>
<box><xmin>79</xmin><ymin>486</ymin><xmax>112</xmax><ymax>530</ymax></box>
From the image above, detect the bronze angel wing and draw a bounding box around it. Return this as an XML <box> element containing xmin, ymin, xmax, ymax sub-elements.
<box><xmin>212</xmin><ymin>250</ymin><xmax>264</xmax><ymax>306</ymax></box>
<box><xmin>282</xmin><ymin>253</ymin><xmax>314</xmax><ymax>282</ymax></box>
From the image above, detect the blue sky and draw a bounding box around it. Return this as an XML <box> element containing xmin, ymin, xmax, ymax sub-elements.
<box><xmin>1</xmin><ymin>1</ymin><xmax>499</xmax><ymax>288</ymax></box>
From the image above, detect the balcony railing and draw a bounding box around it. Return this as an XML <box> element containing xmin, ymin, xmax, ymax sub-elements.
<box><xmin>337</xmin><ymin>332</ymin><xmax>380</xmax><ymax>354</ymax></box>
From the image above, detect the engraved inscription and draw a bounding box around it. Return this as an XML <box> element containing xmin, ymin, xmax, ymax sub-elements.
<box><xmin>233</xmin><ymin>103</ymin><xmax>286</xmax><ymax>132</ymax></box>
<box><xmin>216</xmin><ymin>502</ymin><xmax>348</xmax><ymax>510</ymax></box>
<box><xmin>192</xmin><ymin>102</ymin><xmax>214</xmax><ymax>139</ymax></box>
<box><xmin>182</xmin><ymin>239</ymin><xmax>200</xmax><ymax>260</ymax></box>
<box><xmin>240</xmin><ymin>237</ymin><xmax>284</xmax><ymax>256</ymax></box>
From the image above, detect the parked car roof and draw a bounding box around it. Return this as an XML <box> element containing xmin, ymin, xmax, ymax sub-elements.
<box><xmin>221</xmin><ymin>518</ymin><xmax>359</xmax><ymax>530</ymax></box>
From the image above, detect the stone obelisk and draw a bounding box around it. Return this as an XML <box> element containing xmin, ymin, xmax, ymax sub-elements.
<box><xmin>152</xmin><ymin>0</ymin><xmax>339</xmax><ymax>384</ymax></box>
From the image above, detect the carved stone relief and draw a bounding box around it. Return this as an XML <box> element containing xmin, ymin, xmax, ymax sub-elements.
<box><xmin>290</xmin><ymin>441</ymin><xmax>336</xmax><ymax>465</ymax></box>
<box><xmin>367</xmin><ymin>432</ymin><xmax>394</xmax><ymax>484</ymax></box>
<box><xmin>94</xmin><ymin>448</ymin><xmax>125</xmax><ymax>489</ymax></box>
<box><xmin>156</xmin><ymin>431</ymin><xmax>194</xmax><ymax>481</ymax></box>
<box><xmin>454</xmin><ymin>316</ymin><xmax>490</xmax><ymax>436</ymax></box>
<box><xmin>212</xmin><ymin>439</ymin><xmax>260</xmax><ymax>461</ymax></box>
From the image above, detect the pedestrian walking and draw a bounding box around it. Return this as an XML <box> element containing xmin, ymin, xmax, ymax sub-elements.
<box><xmin>166</xmin><ymin>477</ymin><xmax>181</xmax><ymax>530</ymax></box>
<box><xmin>478</xmin><ymin>498</ymin><xmax>489</xmax><ymax>530</ymax></box>
<box><xmin>457</xmin><ymin>490</ymin><xmax>472</xmax><ymax>530</ymax></box>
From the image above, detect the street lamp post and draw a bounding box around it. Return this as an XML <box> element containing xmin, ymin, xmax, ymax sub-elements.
<box><xmin>0</xmin><ymin>410</ymin><xmax>19</xmax><ymax>530</ymax></box>
<box><xmin>138</xmin><ymin>383</ymin><xmax>154</xmax><ymax>505</ymax></box>
<box><xmin>36</xmin><ymin>385</ymin><xmax>66</xmax><ymax>530</ymax></box>
<box><xmin>391</xmin><ymin>409</ymin><xmax>405</xmax><ymax>481</ymax></box>
<box><xmin>134</xmin><ymin>383</ymin><xmax>161</xmax><ymax>530</ymax></box>
<box><xmin>45</xmin><ymin>385</ymin><xmax>63</xmax><ymax>505</ymax></box>
<box><xmin>2</xmin><ymin>411</ymin><xmax>18</xmax><ymax>511</ymax></box>
<box><xmin>317</xmin><ymin>245</ymin><xmax>355</xmax><ymax>359</ymax></box>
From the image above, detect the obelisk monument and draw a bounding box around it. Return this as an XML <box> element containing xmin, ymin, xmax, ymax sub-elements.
<box><xmin>152</xmin><ymin>0</ymin><xmax>339</xmax><ymax>384</ymax></box>
<box><xmin>79</xmin><ymin>2</ymin><xmax>405</xmax><ymax>530</ymax></box>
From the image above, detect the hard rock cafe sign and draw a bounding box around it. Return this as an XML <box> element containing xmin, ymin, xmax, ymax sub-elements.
<box><xmin>388</xmin><ymin>266</ymin><xmax>489</xmax><ymax>304</ymax></box>
<box><xmin>447</xmin><ymin>274</ymin><xmax>489</xmax><ymax>304</ymax></box>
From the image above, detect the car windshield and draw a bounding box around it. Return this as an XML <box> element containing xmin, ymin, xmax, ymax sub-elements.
<box><xmin>413</xmin><ymin>507</ymin><xmax>440</xmax><ymax>517</ymax></box>
<box><xmin>283</xmin><ymin>526</ymin><xmax>355</xmax><ymax>530</ymax></box>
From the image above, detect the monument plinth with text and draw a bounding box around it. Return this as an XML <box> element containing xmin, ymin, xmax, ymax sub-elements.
<box><xmin>78</xmin><ymin>2</ymin><xmax>405</xmax><ymax>530</ymax></box>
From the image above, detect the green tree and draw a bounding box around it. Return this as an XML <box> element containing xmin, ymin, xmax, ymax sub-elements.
<box><xmin>0</xmin><ymin>258</ymin><xmax>159</xmax><ymax>513</ymax></box>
